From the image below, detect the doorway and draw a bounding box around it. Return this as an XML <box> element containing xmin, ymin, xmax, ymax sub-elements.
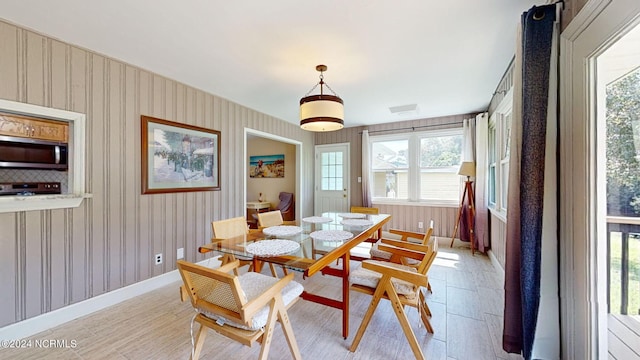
<box><xmin>596</xmin><ymin>21</ymin><xmax>640</xmax><ymax>358</ymax></box>
<box><xmin>314</xmin><ymin>143</ymin><xmax>350</xmax><ymax>214</ymax></box>
<box><xmin>562</xmin><ymin>0</ymin><xmax>640</xmax><ymax>358</ymax></box>
<box><xmin>245</xmin><ymin>128</ymin><xmax>302</xmax><ymax>222</ymax></box>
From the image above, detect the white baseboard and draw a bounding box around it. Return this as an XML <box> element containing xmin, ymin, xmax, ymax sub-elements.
<box><xmin>0</xmin><ymin>256</ymin><xmax>221</xmax><ymax>341</ymax></box>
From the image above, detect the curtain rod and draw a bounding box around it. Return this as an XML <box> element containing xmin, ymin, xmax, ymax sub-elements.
<box><xmin>358</xmin><ymin>121</ymin><xmax>463</xmax><ymax>135</ymax></box>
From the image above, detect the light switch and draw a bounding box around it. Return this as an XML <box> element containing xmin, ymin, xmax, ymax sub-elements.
<box><xmin>357</xmin><ymin>177</ymin><xmax>362</xmax><ymax>183</ymax></box>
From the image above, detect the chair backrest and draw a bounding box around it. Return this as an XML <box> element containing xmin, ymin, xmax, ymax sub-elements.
<box><xmin>177</xmin><ymin>260</ymin><xmax>248</xmax><ymax>325</ymax></box>
<box><xmin>421</xmin><ymin>220</ymin><xmax>435</xmax><ymax>245</ymax></box>
<box><xmin>350</xmin><ymin>206</ymin><xmax>379</xmax><ymax>215</ymax></box>
<box><xmin>277</xmin><ymin>192</ymin><xmax>295</xmax><ymax>221</ymax></box>
<box><xmin>212</xmin><ymin>216</ymin><xmax>249</xmax><ymax>238</ymax></box>
<box><xmin>257</xmin><ymin>210</ymin><xmax>284</xmax><ymax>227</ymax></box>
<box><xmin>278</xmin><ymin>192</ymin><xmax>294</xmax><ymax>211</ymax></box>
<box><xmin>416</xmin><ymin>234</ymin><xmax>438</xmax><ymax>275</ymax></box>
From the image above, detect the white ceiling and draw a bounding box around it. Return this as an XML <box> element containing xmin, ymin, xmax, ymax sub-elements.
<box><xmin>0</xmin><ymin>0</ymin><xmax>540</xmax><ymax>127</ymax></box>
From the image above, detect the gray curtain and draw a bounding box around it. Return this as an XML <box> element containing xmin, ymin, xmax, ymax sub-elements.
<box><xmin>503</xmin><ymin>4</ymin><xmax>559</xmax><ymax>360</ymax></box>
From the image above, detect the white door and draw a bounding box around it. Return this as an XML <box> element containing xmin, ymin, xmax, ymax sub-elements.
<box><xmin>315</xmin><ymin>143</ymin><xmax>350</xmax><ymax>214</ymax></box>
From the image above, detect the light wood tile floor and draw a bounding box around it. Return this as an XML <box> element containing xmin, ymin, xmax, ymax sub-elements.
<box><xmin>0</xmin><ymin>244</ymin><xmax>524</xmax><ymax>360</ymax></box>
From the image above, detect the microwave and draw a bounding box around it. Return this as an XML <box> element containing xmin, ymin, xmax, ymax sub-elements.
<box><xmin>0</xmin><ymin>135</ymin><xmax>68</xmax><ymax>170</ymax></box>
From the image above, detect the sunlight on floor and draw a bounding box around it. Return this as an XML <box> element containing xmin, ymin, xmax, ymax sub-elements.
<box><xmin>433</xmin><ymin>250</ymin><xmax>461</xmax><ymax>269</ymax></box>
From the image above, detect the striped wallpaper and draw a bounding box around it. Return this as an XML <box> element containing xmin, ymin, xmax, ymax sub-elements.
<box><xmin>0</xmin><ymin>19</ymin><xmax>315</xmax><ymax>327</ymax></box>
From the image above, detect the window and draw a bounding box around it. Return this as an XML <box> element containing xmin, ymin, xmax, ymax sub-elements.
<box><xmin>488</xmin><ymin>90</ymin><xmax>512</xmax><ymax>214</ymax></box>
<box><xmin>320</xmin><ymin>151</ymin><xmax>344</xmax><ymax>191</ymax></box>
<box><xmin>370</xmin><ymin>129</ymin><xmax>462</xmax><ymax>205</ymax></box>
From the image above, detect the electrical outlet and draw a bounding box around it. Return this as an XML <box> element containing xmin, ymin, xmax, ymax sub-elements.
<box><xmin>418</xmin><ymin>221</ymin><xmax>424</xmax><ymax>229</ymax></box>
<box><xmin>155</xmin><ymin>253</ymin><xmax>163</xmax><ymax>265</ymax></box>
<box><xmin>177</xmin><ymin>248</ymin><xmax>184</xmax><ymax>260</ymax></box>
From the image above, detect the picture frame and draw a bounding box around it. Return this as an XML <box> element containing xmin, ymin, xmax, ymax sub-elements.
<box><xmin>141</xmin><ymin>115</ymin><xmax>220</xmax><ymax>194</ymax></box>
<box><xmin>249</xmin><ymin>154</ymin><xmax>285</xmax><ymax>178</ymax></box>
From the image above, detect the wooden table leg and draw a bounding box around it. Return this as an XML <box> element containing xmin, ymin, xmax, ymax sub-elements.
<box><xmin>342</xmin><ymin>252</ymin><xmax>350</xmax><ymax>339</ymax></box>
<box><xmin>300</xmin><ymin>253</ymin><xmax>352</xmax><ymax>339</ymax></box>
<box><xmin>252</xmin><ymin>258</ymin><xmax>264</xmax><ymax>273</ymax></box>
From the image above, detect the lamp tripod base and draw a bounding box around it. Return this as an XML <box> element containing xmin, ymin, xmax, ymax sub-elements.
<box><xmin>449</xmin><ymin>180</ymin><xmax>476</xmax><ymax>255</ymax></box>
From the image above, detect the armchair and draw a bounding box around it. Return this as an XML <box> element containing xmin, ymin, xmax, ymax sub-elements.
<box><xmin>277</xmin><ymin>192</ymin><xmax>295</xmax><ymax>221</ymax></box>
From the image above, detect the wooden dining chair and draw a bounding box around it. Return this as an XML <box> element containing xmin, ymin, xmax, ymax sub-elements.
<box><xmin>370</xmin><ymin>220</ymin><xmax>435</xmax><ymax>292</ymax></box>
<box><xmin>211</xmin><ymin>216</ymin><xmax>256</xmax><ymax>274</ymax></box>
<box><xmin>350</xmin><ymin>206</ymin><xmax>380</xmax><ymax>243</ymax></box>
<box><xmin>350</xmin><ymin>206</ymin><xmax>379</xmax><ymax>215</ymax></box>
<box><xmin>257</xmin><ymin>210</ymin><xmax>286</xmax><ymax>228</ymax></box>
<box><xmin>177</xmin><ymin>259</ymin><xmax>303</xmax><ymax>360</ymax></box>
<box><xmin>179</xmin><ymin>216</ymin><xmax>255</xmax><ymax>302</ymax></box>
<box><xmin>370</xmin><ymin>220</ymin><xmax>433</xmax><ymax>259</ymax></box>
<box><xmin>214</xmin><ymin>216</ymin><xmax>287</xmax><ymax>278</ymax></box>
<box><xmin>349</xmin><ymin>238</ymin><xmax>438</xmax><ymax>360</ymax></box>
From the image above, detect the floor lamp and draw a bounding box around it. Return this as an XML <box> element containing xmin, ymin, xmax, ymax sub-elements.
<box><xmin>450</xmin><ymin>161</ymin><xmax>476</xmax><ymax>254</ymax></box>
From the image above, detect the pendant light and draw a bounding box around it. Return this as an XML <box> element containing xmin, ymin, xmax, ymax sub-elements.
<box><xmin>299</xmin><ymin>65</ymin><xmax>344</xmax><ymax>132</ymax></box>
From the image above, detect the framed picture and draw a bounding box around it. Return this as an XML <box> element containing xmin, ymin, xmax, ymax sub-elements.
<box><xmin>141</xmin><ymin>115</ymin><xmax>220</xmax><ymax>194</ymax></box>
<box><xmin>249</xmin><ymin>154</ymin><xmax>285</xmax><ymax>178</ymax></box>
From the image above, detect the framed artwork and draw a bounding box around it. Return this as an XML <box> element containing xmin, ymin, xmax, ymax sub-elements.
<box><xmin>249</xmin><ymin>154</ymin><xmax>285</xmax><ymax>178</ymax></box>
<box><xmin>141</xmin><ymin>115</ymin><xmax>220</xmax><ymax>194</ymax></box>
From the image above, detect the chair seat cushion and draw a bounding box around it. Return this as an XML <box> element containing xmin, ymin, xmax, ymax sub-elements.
<box><xmin>349</xmin><ymin>260</ymin><xmax>418</xmax><ymax>299</ymax></box>
<box><xmin>203</xmin><ymin>272</ymin><xmax>303</xmax><ymax>331</ymax></box>
<box><xmin>369</xmin><ymin>241</ymin><xmax>392</xmax><ymax>260</ymax></box>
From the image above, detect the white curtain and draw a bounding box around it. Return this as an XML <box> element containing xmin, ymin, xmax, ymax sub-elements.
<box><xmin>461</xmin><ymin>116</ymin><xmax>488</xmax><ymax>253</ymax></box>
<box><xmin>362</xmin><ymin>130</ymin><xmax>372</xmax><ymax>207</ymax></box>
<box><xmin>462</xmin><ymin>118</ymin><xmax>475</xmax><ymax>161</ymax></box>
<box><xmin>474</xmin><ymin>113</ymin><xmax>489</xmax><ymax>253</ymax></box>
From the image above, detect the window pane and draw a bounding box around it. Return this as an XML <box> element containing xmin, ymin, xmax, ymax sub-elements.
<box><xmin>396</xmin><ymin>170</ymin><xmax>409</xmax><ymax>199</ymax></box>
<box><xmin>420</xmin><ymin>135</ymin><xmax>462</xmax><ymax>167</ymax></box>
<box><xmin>489</xmin><ymin>164</ymin><xmax>496</xmax><ymax>204</ymax></box>
<box><xmin>420</xmin><ymin>171</ymin><xmax>460</xmax><ymax>200</ymax></box>
<box><xmin>503</xmin><ymin>114</ymin><xmax>512</xmax><ymax>159</ymax></box>
<box><xmin>372</xmin><ymin>171</ymin><xmax>387</xmax><ymax>197</ymax></box>
<box><xmin>501</xmin><ymin>161</ymin><xmax>509</xmax><ymax>209</ymax></box>
<box><xmin>372</xmin><ymin>140</ymin><xmax>409</xmax><ymax>170</ymax></box>
<box><xmin>320</xmin><ymin>151</ymin><xmax>344</xmax><ymax>191</ymax></box>
<box><xmin>489</xmin><ymin>127</ymin><xmax>496</xmax><ymax>163</ymax></box>
<box><xmin>371</xmin><ymin>170</ymin><xmax>407</xmax><ymax>199</ymax></box>
<box><xmin>606</xmin><ymin>69</ymin><xmax>640</xmax><ymax>218</ymax></box>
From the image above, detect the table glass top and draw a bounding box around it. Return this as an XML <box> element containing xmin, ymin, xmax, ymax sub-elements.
<box><xmin>200</xmin><ymin>212</ymin><xmax>390</xmax><ymax>273</ymax></box>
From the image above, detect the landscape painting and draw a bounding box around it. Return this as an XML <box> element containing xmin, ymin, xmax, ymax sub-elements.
<box><xmin>250</xmin><ymin>154</ymin><xmax>285</xmax><ymax>178</ymax></box>
<box><xmin>141</xmin><ymin>115</ymin><xmax>220</xmax><ymax>194</ymax></box>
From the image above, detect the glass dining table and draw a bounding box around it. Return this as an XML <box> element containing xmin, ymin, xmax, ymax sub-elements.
<box><xmin>198</xmin><ymin>212</ymin><xmax>391</xmax><ymax>339</ymax></box>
